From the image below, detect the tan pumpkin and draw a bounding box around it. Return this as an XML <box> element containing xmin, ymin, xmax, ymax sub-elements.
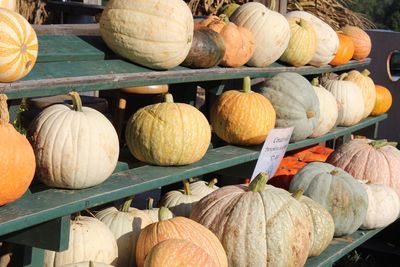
<box><xmin>344</xmin><ymin>69</ymin><xmax>376</xmax><ymax>118</ymax></box>
<box><xmin>142</xmin><ymin>198</ymin><xmax>174</xmax><ymax>223</ymax></box>
<box><xmin>95</xmin><ymin>199</ymin><xmax>152</xmax><ymax>267</ymax></box>
<box><xmin>230</xmin><ymin>2</ymin><xmax>290</xmax><ymax>67</ymax></box>
<box><xmin>327</xmin><ymin>139</ymin><xmax>400</xmax><ymax>196</ymax></box>
<box><xmin>211</xmin><ymin>76</ymin><xmax>276</xmax><ymax>145</ymax></box>
<box><xmin>0</xmin><ymin>8</ymin><xmax>38</xmax><ymax>82</ymax></box>
<box><xmin>371</xmin><ymin>85</ymin><xmax>392</xmax><ymax>116</ymax></box>
<box><xmin>136</xmin><ymin>207</ymin><xmax>228</xmax><ymax>267</ymax></box>
<box><xmin>125</xmin><ymin>93</ymin><xmax>211</xmax><ymax>166</ymax></box>
<box><xmin>190</xmin><ymin>173</ymin><xmax>311</xmax><ymax>267</ymax></box>
<box><xmin>280</xmin><ymin>17</ymin><xmax>317</xmax><ymax>66</ymax></box>
<box><xmin>144</xmin><ymin>239</ymin><xmax>217</xmax><ymax>267</ymax></box>
<box><xmin>190</xmin><ymin>178</ymin><xmax>219</xmax><ymax>199</ymax></box>
<box><xmin>341</xmin><ymin>25</ymin><xmax>371</xmax><ymax>60</ymax></box>
<box><xmin>0</xmin><ymin>0</ymin><xmax>16</xmax><ymax>11</ymax></box>
<box><xmin>100</xmin><ymin>0</ymin><xmax>193</xmax><ymax>70</ymax></box>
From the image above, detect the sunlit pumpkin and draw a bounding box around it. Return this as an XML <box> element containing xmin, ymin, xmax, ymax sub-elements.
<box><xmin>330</xmin><ymin>32</ymin><xmax>355</xmax><ymax>66</ymax></box>
<box><xmin>341</xmin><ymin>25</ymin><xmax>371</xmax><ymax>60</ymax></box>
<box><xmin>371</xmin><ymin>85</ymin><xmax>392</xmax><ymax>116</ymax></box>
<box><xmin>0</xmin><ymin>0</ymin><xmax>16</xmax><ymax>11</ymax></box>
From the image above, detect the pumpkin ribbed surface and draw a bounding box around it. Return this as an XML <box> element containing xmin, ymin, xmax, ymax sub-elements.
<box><xmin>0</xmin><ymin>0</ymin><xmax>16</xmax><ymax>11</ymax></box>
<box><xmin>342</xmin><ymin>25</ymin><xmax>371</xmax><ymax>60</ymax></box>
<box><xmin>330</xmin><ymin>32</ymin><xmax>354</xmax><ymax>66</ymax></box>
<box><xmin>0</xmin><ymin>8</ymin><xmax>38</xmax><ymax>82</ymax></box>
<box><xmin>99</xmin><ymin>0</ymin><xmax>193</xmax><ymax>70</ymax></box>
<box><xmin>371</xmin><ymin>85</ymin><xmax>392</xmax><ymax>116</ymax></box>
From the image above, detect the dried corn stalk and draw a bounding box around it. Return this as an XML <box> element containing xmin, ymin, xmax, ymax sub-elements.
<box><xmin>185</xmin><ymin>0</ymin><xmax>250</xmax><ymax>16</ymax></box>
<box><xmin>18</xmin><ymin>0</ymin><xmax>48</xmax><ymax>24</ymax></box>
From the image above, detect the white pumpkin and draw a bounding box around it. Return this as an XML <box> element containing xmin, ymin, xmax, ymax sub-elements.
<box><xmin>310</xmin><ymin>78</ymin><xmax>339</xmax><ymax>137</ymax></box>
<box><xmin>95</xmin><ymin>199</ymin><xmax>152</xmax><ymax>267</ymax></box>
<box><xmin>0</xmin><ymin>0</ymin><xmax>16</xmax><ymax>11</ymax></box>
<box><xmin>159</xmin><ymin>180</ymin><xmax>202</xmax><ymax>217</ymax></box>
<box><xmin>44</xmin><ymin>216</ymin><xmax>118</xmax><ymax>267</ymax></box>
<box><xmin>286</xmin><ymin>11</ymin><xmax>339</xmax><ymax>67</ymax></box>
<box><xmin>29</xmin><ymin>92</ymin><xmax>119</xmax><ymax>189</ymax></box>
<box><xmin>99</xmin><ymin>0</ymin><xmax>193</xmax><ymax>70</ymax></box>
<box><xmin>322</xmin><ymin>74</ymin><xmax>364</xmax><ymax>126</ymax></box>
<box><xmin>190</xmin><ymin>178</ymin><xmax>219</xmax><ymax>199</ymax></box>
<box><xmin>230</xmin><ymin>2</ymin><xmax>290</xmax><ymax>67</ymax></box>
<box><xmin>361</xmin><ymin>182</ymin><xmax>400</xmax><ymax>229</ymax></box>
<box><xmin>60</xmin><ymin>262</ymin><xmax>113</xmax><ymax>267</ymax></box>
<box><xmin>142</xmin><ymin>198</ymin><xmax>174</xmax><ymax>223</ymax></box>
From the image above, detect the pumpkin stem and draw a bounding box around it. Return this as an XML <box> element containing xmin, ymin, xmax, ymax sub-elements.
<box><xmin>292</xmin><ymin>189</ymin><xmax>304</xmax><ymax>200</ymax></box>
<box><xmin>268</xmin><ymin>0</ymin><xmax>276</xmax><ymax>11</ymax></box>
<box><xmin>370</xmin><ymin>139</ymin><xmax>398</xmax><ymax>149</ymax></box>
<box><xmin>248</xmin><ymin>172</ymin><xmax>268</xmax><ymax>192</ymax></box>
<box><xmin>330</xmin><ymin>170</ymin><xmax>339</xmax><ymax>176</ymax></box>
<box><xmin>0</xmin><ymin>94</ymin><xmax>9</xmax><ymax>125</ymax></box>
<box><xmin>361</xmin><ymin>69</ymin><xmax>371</xmax><ymax>77</ymax></box>
<box><xmin>242</xmin><ymin>76</ymin><xmax>252</xmax><ymax>93</ymax></box>
<box><xmin>183</xmin><ymin>179</ymin><xmax>192</xmax><ymax>195</ymax></box>
<box><xmin>158</xmin><ymin>206</ymin><xmax>171</xmax><ymax>221</ymax></box>
<box><xmin>306</xmin><ymin>111</ymin><xmax>316</xmax><ymax>118</ymax></box>
<box><xmin>121</xmin><ymin>196</ymin><xmax>133</xmax><ymax>212</ymax></box>
<box><xmin>296</xmin><ymin>18</ymin><xmax>307</xmax><ymax>28</ymax></box>
<box><xmin>219</xmin><ymin>14</ymin><xmax>229</xmax><ymax>23</ymax></box>
<box><xmin>338</xmin><ymin>73</ymin><xmax>348</xmax><ymax>81</ymax></box>
<box><xmin>311</xmin><ymin>78</ymin><xmax>320</xmax><ymax>87</ymax></box>
<box><xmin>164</xmin><ymin>93</ymin><xmax>174</xmax><ymax>103</ymax></box>
<box><xmin>89</xmin><ymin>261</ymin><xmax>94</xmax><ymax>267</ymax></box>
<box><xmin>147</xmin><ymin>197</ymin><xmax>154</xmax><ymax>210</ymax></box>
<box><xmin>208</xmin><ymin>178</ymin><xmax>218</xmax><ymax>188</ymax></box>
<box><xmin>68</xmin><ymin>91</ymin><xmax>83</xmax><ymax>112</ymax></box>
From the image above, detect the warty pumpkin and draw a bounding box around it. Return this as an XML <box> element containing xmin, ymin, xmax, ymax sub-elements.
<box><xmin>0</xmin><ymin>0</ymin><xmax>16</xmax><ymax>11</ymax></box>
<box><xmin>29</xmin><ymin>92</ymin><xmax>119</xmax><ymax>189</ymax></box>
<box><xmin>371</xmin><ymin>85</ymin><xmax>392</xmax><ymax>116</ymax></box>
<box><xmin>143</xmin><ymin>239</ymin><xmax>217</xmax><ymax>267</ymax></box>
<box><xmin>125</xmin><ymin>93</ymin><xmax>211</xmax><ymax>166</ymax></box>
<box><xmin>330</xmin><ymin>32</ymin><xmax>355</xmax><ymax>66</ymax></box>
<box><xmin>289</xmin><ymin>162</ymin><xmax>369</xmax><ymax>237</ymax></box>
<box><xmin>44</xmin><ymin>216</ymin><xmax>118</xmax><ymax>267</ymax></box>
<box><xmin>0</xmin><ymin>94</ymin><xmax>35</xmax><ymax>205</ymax></box>
<box><xmin>99</xmin><ymin>0</ymin><xmax>193</xmax><ymax>70</ymax></box>
<box><xmin>136</xmin><ymin>207</ymin><xmax>228</xmax><ymax>267</ymax></box>
<box><xmin>341</xmin><ymin>25</ymin><xmax>371</xmax><ymax>60</ymax></box>
<box><xmin>142</xmin><ymin>198</ymin><xmax>174</xmax><ymax>223</ymax></box>
<box><xmin>0</xmin><ymin>8</ymin><xmax>38</xmax><ymax>82</ymax></box>
<box><xmin>95</xmin><ymin>198</ymin><xmax>152</xmax><ymax>267</ymax></box>
<box><xmin>211</xmin><ymin>76</ymin><xmax>276</xmax><ymax>145</ymax></box>
<box><xmin>260</xmin><ymin>72</ymin><xmax>320</xmax><ymax>142</ymax></box>
<box><xmin>280</xmin><ymin>17</ymin><xmax>317</xmax><ymax>67</ymax></box>
<box><xmin>230</xmin><ymin>2</ymin><xmax>290</xmax><ymax>67</ymax></box>
<box><xmin>190</xmin><ymin>178</ymin><xmax>219</xmax><ymax>199</ymax></box>
<box><xmin>327</xmin><ymin>139</ymin><xmax>400</xmax><ymax>196</ymax></box>
<box><xmin>190</xmin><ymin>172</ymin><xmax>312</xmax><ymax>267</ymax></box>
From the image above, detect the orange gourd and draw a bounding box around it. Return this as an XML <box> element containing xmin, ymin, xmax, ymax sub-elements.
<box><xmin>371</xmin><ymin>85</ymin><xmax>392</xmax><ymax>116</ymax></box>
<box><xmin>330</xmin><ymin>32</ymin><xmax>355</xmax><ymax>65</ymax></box>
<box><xmin>268</xmin><ymin>157</ymin><xmax>307</xmax><ymax>190</ymax></box>
<box><xmin>0</xmin><ymin>94</ymin><xmax>35</xmax><ymax>205</ymax></box>
<box><xmin>341</xmin><ymin>26</ymin><xmax>371</xmax><ymax>60</ymax></box>
<box><xmin>292</xmin><ymin>145</ymin><xmax>334</xmax><ymax>163</ymax></box>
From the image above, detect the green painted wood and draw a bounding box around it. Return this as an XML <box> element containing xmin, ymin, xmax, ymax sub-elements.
<box><xmin>4</xmin><ymin>216</ymin><xmax>70</xmax><ymax>251</ymax></box>
<box><xmin>1</xmin><ymin>59</ymin><xmax>371</xmax><ymax>100</ymax></box>
<box><xmin>22</xmin><ymin>247</ymin><xmax>45</xmax><ymax>267</ymax></box>
<box><xmin>37</xmin><ymin>36</ymin><xmax>105</xmax><ymax>63</ymax></box>
<box><xmin>0</xmin><ymin>114</ymin><xmax>386</xmax><ymax>237</ymax></box>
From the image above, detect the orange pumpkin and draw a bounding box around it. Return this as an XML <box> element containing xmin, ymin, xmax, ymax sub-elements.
<box><xmin>341</xmin><ymin>26</ymin><xmax>371</xmax><ymax>60</ymax></box>
<box><xmin>268</xmin><ymin>157</ymin><xmax>307</xmax><ymax>190</ymax></box>
<box><xmin>330</xmin><ymin>32</ymin><xmax>355</xmax><ymax>66</ymax></box>
<box><xmin>0</xmin><ymin>94</ymin><xmax>35</xmax><ymax>205</ymax></box>
<box><xmin>195</xmin><ymin>15</ymin><xmax>225</xmax><ymax>32</ymax></box>
<box><xmin>292</xmin><ymin>145</ymin><xmax>334</xmax><ymax>163</ymax></box>
<box><xmin>371</xmin><ymin>85</ymin><xmax>392</xmax><ymax>116</ymax></box>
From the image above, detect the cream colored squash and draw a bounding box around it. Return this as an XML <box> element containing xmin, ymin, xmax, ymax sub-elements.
<box><xmin>28</xmin><ymin>92</ymin><xmax>119</xmax><ymax>189</ymax></box>
<box><xmin>0</xmin><ymin>0</ymin><xmax>16</xmax><ymax>11</ymax></box>
<box><xmin>344</xmin><ymin>69</ymin><xmax>376</xmax><ymax>118</ymax></box>
<box><xmin>61</xmin><ymin>262</ymin><xmax>113</xmax><ymax>267</ymax></box>
<box><xmin>142</xmin><ymin>198</ymin><xmax>174</xmax><ymax>223</ymax></box>
<box><xmin>99</xmin><ymin>0</ymin><xmax>193</xmax><ymax>70</ymax></box>
<box><xmin>311</xmin><ymin>78</ymin><xmax>339</xmax><ymax>137</ymax></box>
<box><xmin>95</xmin><ymin>199</ymin><xmax>152</xmax><ymax>267</ymax></box>
<box><xmin>44</xmin><ymin>216</ymin><xmax>118</xmax><ymax>267</ymax></box>
<box><xmin>286</xmin><ymin>11</ymin><xmax>339</xmax><ymax>67</ymax></box>
<box><xmin>190</xmin><ymin>178</ymin><xmax>219</xmax><ymax>199</ymax></box>
<box><xmin>230</xmin><ymin>2</ymin><xmax>290</xmax><ymax>67</ymax></box>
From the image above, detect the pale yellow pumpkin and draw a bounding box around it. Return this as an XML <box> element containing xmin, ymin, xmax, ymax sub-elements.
<box><xmin>280</xmin><ymin>17</ymin><xmax>317</xmax><ymax>66</ymax></box>
<box><xmin>190</xmin><ymin>178</ymin><xmax>219</xmax><ymax>199</ymax></box>
<box><xmin>0</xmin><ymin>8</ymin><xmax>38</xmax><ymax>82</ymax></box>
<box><xmin>0</xmin><ymin>0</ymin><xmax>16</xmax><ymax>11</ymax></box>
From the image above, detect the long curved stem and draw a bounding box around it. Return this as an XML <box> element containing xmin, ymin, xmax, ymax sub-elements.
<box><xmin>68</xmin><ymin>91</ymin><xmax>83</xmax><ymax>112</ymax></box>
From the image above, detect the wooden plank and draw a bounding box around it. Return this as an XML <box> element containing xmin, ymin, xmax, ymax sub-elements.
<box><xmin>0</xmin><ymin>115</ymin><xmax>386</xmax><ymax>237</ymax></box>
<box><xmin>33</xmin><ymin>24</ymin><xmax>100</xmax><ymax>36</ymax></box>
<box><xmin>1</xmin><ymin>59</ymin><xmax>371</xmax><ymax>100</ymax></box>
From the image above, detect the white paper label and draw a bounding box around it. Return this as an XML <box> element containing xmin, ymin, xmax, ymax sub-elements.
<box><xmin>251</xmin><ymin>127</ymin><xmax>294</xmax><ymax>181</ymax></box>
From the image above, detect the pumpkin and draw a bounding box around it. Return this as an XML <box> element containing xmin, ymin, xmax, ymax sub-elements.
<box><xmin>360</xmin><ymin>181</ymin><xmax>400</xmax><ymax>229</ymax></box>
<box><xmin>190</xmin><ymin>172</ymin><xmax>311</xmax><ymax>267</ymax></box>
<box><xmin>120</xmin><ymin>84</ymin><xmax>168</xmax><ymax>94</ymax></box>
<box><xmin>125</xmin><ymin>93</ymin><xmax>211</xmax><ymax>166</ymax></box>
<box><xmin>181</xmin><ymin>28</ymin><xmax>225</xmax><ymax>68</ymax></box>
<box><xmin>95</xmin><ymin>199</ymin><xmax>152</xmax><ymax>267</ymax></box>
<box><xmin>321</xmin><ymin>73</ymin><xmax>364</xmax><ymax>126</ymax></box>
<box><xmin>211</xmin><ymin>76</ymin><xmax>276</xmax><ymax>145</ymax></box>
<box><xmin>143</xmin><ymin>198</ymin><xmax>174</xmax><ymax>223</ymax></box>
<box><xmin>190</xmin><ymin>178</ymin><xmax>219</xmax><ymax>198</ymax></box>
<box><xmin>371</xmin><ymin>85</ymin><xmax>392</xmax><ymax>116</ymax></box>
<box><xmin>260</xmin><ymin>72</ymin><xmax>320</xmax><ymax>142</ymax></box>
<box><xmin>327</xmin><ymin>139</ymin><xmax>400</xmax><ymax>196</ymax></box>
<box><xmin>61</xmin><ymin>262</ymin><xmax>113</xmax><ymax>267</ymax></box>
<box><xmin>0</xmin><ymin>95</ymin><xmax>35</xmax><ymax>206</ymax></box>
<box><xmin>341</xmin><ymin>25</ymin><xmax>371</xmax><ymax>60</ymax></box>
<box><xmin>136</xmin><ymin>207</ymin><xmax>228</xmax><ymax>267</ymax></box>
<box><xmin>143</xmin><ymin>239</ymin><xmax>217</xmax><ymax>267</ymax></box>
<box><xmin>99</xmin><ymin>0</ymin><xmax>193</xmax><ymax>70</ymax></box>
<box><xmin>286</xmin><ymin>11</ymin><xmax>339</xmax><ymax>67</ymax></box>
<box><xmin>329</xmin><ymin>32</ymin><xmax>355</xmax><ymax>66</ymax></box>
<box><xmin>230</xmin><ymin>2</ymin><xmax>290</xmax><ymax>67</ymax></box>
<box><xmin>344</xmin><ymin>69</ymin><xmax>376</xmax><ymax>118</ymax></box>
<box><xmin>44</xmin><ymin>216</ymin><xmax>118</xmax><ymax>267</ymax></box>
<box><xmin>160</xmin><ymin>180</ymin><xmax>202</xmax><ymax>217</ymax></box>
<box><xmin>268</xmin><ymin>157</ymin><xmax>307</xmax><ymax>190</ymax></box>
<box><xmin>195</xmin><ymin>15</ymin><xmax>225</xmax><ymax>32</ymax></box>
<box><xmin>280</xmin><ymin>17</ymin><xmax>317</xmax><ymax>67</ymax></box>
<box><xmin>289</xmin><ymin>162</ymin><xmax>369</xmax><ymax>236</ymax></box>
<box><xmin>310</xmin><ymin>78</ymin><xmax>339</xmax><ymax>137</ymax></box>
<box><xmin>0</xmin><ymin>0</ymin><xmax>16</xmax><ymax>11</ymax></box>
<box><xmin>292</xmin><ymin>145</ymin><xmax>334</xmax><ymax>163</ymax></box>
<box><xmin>28</xmin><ymin>92</ymin><xmax>119</xmax><ymax>189</ymax></box>
<box><xmin>0</xmin><ymin>8</ymin><xmax>38</xmax><ymax>82</ymax></box>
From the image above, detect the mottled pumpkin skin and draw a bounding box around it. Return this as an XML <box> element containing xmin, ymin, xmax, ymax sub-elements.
<box><xmin>190</xmin><ymin>185</ymin><xmax>311</xmax><ymax>267</ymax></box>
<box><xmin>260</xmin><ymin>72</ymin><xmax>320</xmax><ymax>142</ymax></box>
<box><xmin>182</xmin><ymin>28</ymin><xmax>225</xmax><ymax>68</ymax></box>
<box><xmin>144</xmin><ymin>239</ymin><xmax>217</xmax><ymax>267</ymax></box>
<box><xmin>371</xmin><ymin>85</ymin><xmax>392</xmax><ymax>116</ymax></box>
<box><xmin>289</xmin><ymin>162</ymin><xmax>368</xmax><ymax>237</ymax></box>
